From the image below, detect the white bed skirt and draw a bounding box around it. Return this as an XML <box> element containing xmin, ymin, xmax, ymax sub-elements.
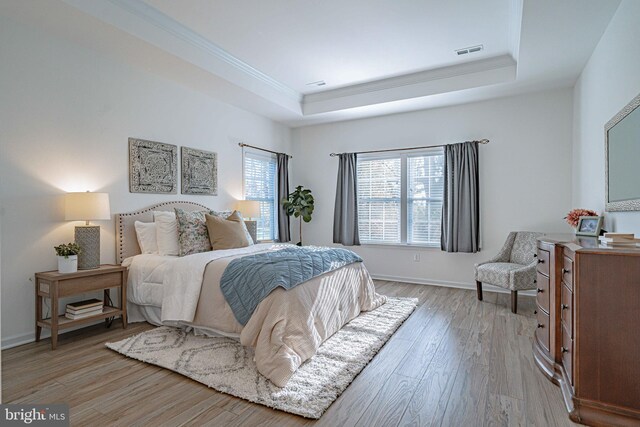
<box><xmin>127</xmin><ymin>301</ymin><xmax>240</xmax><ymax>340</ymax></box>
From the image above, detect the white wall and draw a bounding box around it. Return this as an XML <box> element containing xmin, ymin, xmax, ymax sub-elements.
<box><xmin>572</xmin><ymin>0</ymin><xmax>640</xmax><ymax>234</ymax></box>
<box><xmin>291</xmin><ymin>90</ymin><xmax>574</xmax><ymax>288</ymax></box>
<box><xmin>0</xmin><ymin>17</ymin><xmax>291</xmax><ymax>348</ymax></box>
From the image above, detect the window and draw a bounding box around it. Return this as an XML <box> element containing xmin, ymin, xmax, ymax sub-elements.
<box><xmin>243</xmin><ymin>150</ymin><xmax>278</xmax><ymax>240</ymax></box>
<box><xmin>357</xmin><ymin>148</ymin><xmax>444</xmax><ymax>246</ymax></box>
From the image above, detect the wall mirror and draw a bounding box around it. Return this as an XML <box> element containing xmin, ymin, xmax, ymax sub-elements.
<box><xmin>605</xmin><ymin>91</ymin><xmax>640</xmax><ymax>211</ymax></box>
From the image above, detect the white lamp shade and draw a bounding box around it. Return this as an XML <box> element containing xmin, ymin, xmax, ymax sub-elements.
<box><xmin>235</xmin><ymin>200</ymin><xmax>261</xmax><ymax>218</ymax></box>
<box><xmin>65</xmin><ymin>192</ymin><xmax>111</xmax><ymax>221</ymax></box>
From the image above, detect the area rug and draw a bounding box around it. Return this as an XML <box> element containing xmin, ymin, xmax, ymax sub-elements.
<box><xmin>106</xmin><ymin>297</ymin><xmax>417</xmax><ymax>419</ymax></box>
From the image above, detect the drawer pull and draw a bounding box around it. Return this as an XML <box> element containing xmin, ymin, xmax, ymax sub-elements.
<box><xmin>534</xmin><ymin>310</ymin><xmax>537</xmax><ymax>315</ymax></box>
<box><xmin>562</xmin><ymin>268</ymin><xmax>571</xmax><ymax>274</ymax></box>
<box><xmin>561</xmin><ymin>347</ymin><xmax>569</xmax><ymax>353</ymax></box>
<box><xmin>537</xmin><ymin>323</ymin><xmax>544</xmax><ymax>329</ymax></box>
<box><xmin>533</xmin><ymin>279</ymin><xmax>537</xmax><ymax>284</ymax></box>
<box><xmin>538</xmin><ymin>259</ymin><xmax>545</xmax><ymax>264</ymax></box>
<box><xmin>561</xmin><ymin>304</ymin><xmax>569</xmax><ymax>310</ymax></box>
<box><xmin>537</xmin><ymin>288</ymin><xmax>544</xmax><ymax>293</ymax></box>
<box><xmin>533</xmin><ymin>253</ymin><xmax>537</xmax><ymax>258</ymax></box>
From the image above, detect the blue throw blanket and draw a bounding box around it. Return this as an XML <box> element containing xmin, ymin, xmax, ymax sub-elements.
<box><xmin>220</xmin><ymin>246</ymin><xmax>363</xmax><ymax>325</ymax></box>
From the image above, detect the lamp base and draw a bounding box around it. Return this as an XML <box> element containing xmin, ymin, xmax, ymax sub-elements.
<box><xmin>75</xmin><ymin>225</ymin><xmax>100</xmax><ymax>270</ymax></box>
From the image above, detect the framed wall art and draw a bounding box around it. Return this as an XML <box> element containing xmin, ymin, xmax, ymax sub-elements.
<box><xmin>181</xmin><ymin>147</ymin><xmax>218</xmax><ymax>195</ymax></box>
<box><xmin>129</xmin><ymin>138</ymin><xmax>177</xmax><ymax>194</ymax></box>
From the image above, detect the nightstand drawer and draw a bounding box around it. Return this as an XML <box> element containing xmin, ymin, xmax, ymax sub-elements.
<box><xmin>58</xmin><ymin>272</ymin><xmax>123</xmax><ymax>297</ymax></box>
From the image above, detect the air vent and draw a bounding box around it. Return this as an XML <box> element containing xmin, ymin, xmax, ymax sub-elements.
<box><xmin>455</xmin><ymin>45</ymin><xmax>484</xmax><ymax>56</ymax></box>
<box><xmin>306</xmin><ymin>80</ymin><xmax>326</xmax><ymax>87</ymax></box>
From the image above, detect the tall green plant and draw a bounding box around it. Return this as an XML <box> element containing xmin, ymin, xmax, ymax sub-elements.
<box><xmin>282</xmin><ymin>185</ymin><xmax>314</xmax><ymax>246</ymax></box>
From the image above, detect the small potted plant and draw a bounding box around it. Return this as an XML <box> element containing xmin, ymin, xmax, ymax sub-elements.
<box><xmin>54</xmin><ymin>243</ymin><xmax>81</xmax><ymax>273</ymax></box>
<box><xmin>564</xmin><ymin>208</ymin><xmax>598</xmax><ymax>230</ymax></box>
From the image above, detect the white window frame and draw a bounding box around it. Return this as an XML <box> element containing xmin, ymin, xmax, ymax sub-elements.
<box><xmin>357</xmin><ymin>147</ymin><xmax>444</xmax><ymax>248</ymax></box>
<box><xmin>242</xmin><ymin>149</ymin><xmax>279</xmax><ymax>241</ymax></box>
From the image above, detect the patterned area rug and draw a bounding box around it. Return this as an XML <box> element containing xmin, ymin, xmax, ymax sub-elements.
<box><xmin>106</xmin><ymin>297</ymin><xmax>417</xmax><ymax>419</ymax></box>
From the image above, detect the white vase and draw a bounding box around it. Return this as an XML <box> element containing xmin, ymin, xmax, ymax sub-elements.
<box><xmin>57</xmin><ymin>255</ymin><xmax>78</xmax><ymax>274</ymax></box>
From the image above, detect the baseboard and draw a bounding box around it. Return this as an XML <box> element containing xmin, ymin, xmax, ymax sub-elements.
<box><xmin>370</xmin><ymin>273</ymin><xmax>536</xmax><ymax>297</ymax></box>
<box><xmin>1</xmin><ymin>319</ymin><xmax>108</xmax><ymax>350</ymax></box>
<box><xmin>2</xmin><ymin>331</ymin><xmax>39</xmax><ymax>350</ymax></box>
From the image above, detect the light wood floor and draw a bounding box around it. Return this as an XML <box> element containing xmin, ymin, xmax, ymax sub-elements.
<box><xmin>3</xmin><ymin>282</ymin><xmax>578</xmax><ymax>426</ymax></box>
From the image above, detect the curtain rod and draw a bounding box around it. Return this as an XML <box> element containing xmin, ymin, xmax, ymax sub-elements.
<box><xmin>328</xmin><ymin>139</ymin><xmax>489</xmax><ymax>157</ymax></box>
<box><xmin>238</xmin><ymin>142</ymin><xmax>292</xmax><ymax>158</ymax></box>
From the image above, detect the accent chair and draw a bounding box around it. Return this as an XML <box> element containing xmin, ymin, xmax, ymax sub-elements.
<box><xmin>474</xmin><ymin>231</ymin><xmax>543</xmax><ymax>313</ymax></box>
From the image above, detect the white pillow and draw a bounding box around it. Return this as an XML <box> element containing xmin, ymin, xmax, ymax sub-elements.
<box><xmin>134</xmin><ymin>221</ymin><xmax>158</xmax><ymax>254</ymax></box>
<box><xmin>153</xmin><ymin>211</ymin><xmax>180</xmax><ymax>256</ymax></box>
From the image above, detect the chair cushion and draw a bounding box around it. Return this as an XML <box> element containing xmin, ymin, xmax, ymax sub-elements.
<box><xmin>510</xmin><ymin>232</ymin><xmax>542</xmax><ymax>265</ymax></box>
<box><xmin>475</xmin><ymin>262</ymin><xmax>524</xmax><ymax>288</ymax></box>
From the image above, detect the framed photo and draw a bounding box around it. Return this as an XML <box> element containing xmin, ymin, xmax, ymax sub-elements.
<box><xmin>181</xmin><ymin>147</ymin><xmax>218</xmax><ymax>195</ymax></box>
<box><xmin>129</xmin><ymin>138</ymin><xmax>177</xmax><ymax>194</ymax></box>
<box><xmin>576</xmin><ymin>216</ymin><xmax>603</xmax><ymax>237</ymax></box>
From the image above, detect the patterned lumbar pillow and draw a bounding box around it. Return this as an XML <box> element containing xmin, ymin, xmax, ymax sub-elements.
<box><xmin>174</xmin><ymin>208</ymin><xmax>213</xmax><ymax>256</ymax></box>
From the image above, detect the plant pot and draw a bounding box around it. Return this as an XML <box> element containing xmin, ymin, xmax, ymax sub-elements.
<box><xmin>57</xmin><ymin>255</ymin><xmax>78</xmax><ymax>274</ymax></box>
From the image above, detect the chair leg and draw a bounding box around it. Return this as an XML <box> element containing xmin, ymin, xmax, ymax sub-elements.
<box><xmin>511</xmin><ymin>290</ymin><xmax>518</xmax><ymax>314</ymax></box>
<box><xmin>476</xmin><ymin>281</ymin><xmax>483</xmax><ymax>301</ymax></box>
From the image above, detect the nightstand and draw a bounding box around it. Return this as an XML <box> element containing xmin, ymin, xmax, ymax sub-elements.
<box><xmin>35</xmin><ymin>264</ymin><xmax>127</xmax><ymax>349</ymax></box>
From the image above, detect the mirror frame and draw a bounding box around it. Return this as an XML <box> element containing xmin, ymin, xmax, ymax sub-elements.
<box><xmin>605</xmin><ymin>91</ymin><xmax>640</xmax><ymax>212</ymax></box>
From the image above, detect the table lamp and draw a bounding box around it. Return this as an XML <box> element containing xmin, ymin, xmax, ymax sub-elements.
<box><xmin>235</xmin><ymin>200</ymin><xmax>260</xmax><ymax>220</ymax></box>
<box><xmin>65</xmin><ymin>191</ymin><xmax>111</xmax><ymax>269</ymax></box>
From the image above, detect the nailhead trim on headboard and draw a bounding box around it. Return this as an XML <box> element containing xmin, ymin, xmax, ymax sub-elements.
<box><xmin>116</xmin><ymin>201</ymin><xmax>210</xmax><ymax>264</ymax></box>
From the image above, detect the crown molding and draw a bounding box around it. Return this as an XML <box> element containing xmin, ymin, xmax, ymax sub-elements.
<box><xmin>62</xmin><ymin>0</ymin><xmax>301</xmax><ymax>103</ymax></box>
<box><xmin>302</xmin><ymin>55</ymin><xmax>517</xmax><ymax>115</ymax></box>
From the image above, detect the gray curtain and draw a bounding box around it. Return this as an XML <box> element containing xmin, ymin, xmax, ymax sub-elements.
<box><xmin>276</xmin><ymin>153</ymin><xmax>291</xmax><ymax>242</ymax></box>
<box><xmin>333</xmin><ymin>153</ymin><xmax>360</xmax><ymax>246</ymax></box>
<box><xmin>441</xmin><ymin>141</ymin><xmax>480</xmax><ymax>253</ymax></box>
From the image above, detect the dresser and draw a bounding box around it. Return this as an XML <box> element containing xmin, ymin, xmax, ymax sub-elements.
<box><xmin>533</xmin><ymin>235</ymin><xmax>640</xmax><ymax>426</ymax></box>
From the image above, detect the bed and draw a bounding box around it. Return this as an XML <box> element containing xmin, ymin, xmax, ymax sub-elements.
<box><xmin>116</xmin><ymin>201</ymin><xmax>386</xmax><ymax>386</ymax></box>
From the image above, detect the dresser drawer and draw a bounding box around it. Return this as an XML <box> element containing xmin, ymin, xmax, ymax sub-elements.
<box><xmin>535</xmin><ymin>272</ymin><xmax>550</xmax><ymax>314</ymax></box>
<box><xmin>561</xmin><ymin>324</ymin><xmax>573</xmax><ymax>385</ymax></box>
<box><xmin>536</xmin><ymin>249</ymin><xmax>550</xmax><ymax>276</ymax></box>
<box><xmin>535</xmin><ymin>307</ymin><xmax>550</xmax><ymax>353</ymax></box>
<box><xmin>561</xmin><ymin>283</ymin><xmax>573</xmax><ymax>338</ymax></box>
<box><xmin>561</xmin><ymin>255</ymin><xmax>574</xmax><ymax>291</ymax></box>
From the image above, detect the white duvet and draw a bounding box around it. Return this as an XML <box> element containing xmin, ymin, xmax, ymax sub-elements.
<box><xmin>125</xmin><ymin>243</ymin><xmax>386</xmax><ymax>386</ymax></box>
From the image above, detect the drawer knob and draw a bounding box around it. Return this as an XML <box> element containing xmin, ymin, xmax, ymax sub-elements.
<box><xmin>537</xmin><ymin>323</ymin><xmax>544</xmax><ymax>329</ymax></box>
<box><xmin>533</xmin><ymin>279</ymin><xmax>537</xmax><ymax>284</ymax></box>
<box><xmin>562</xmin><ymin>268</ymin><xmax>571</xmax><ymax>274</ymax></box>
<box><xmin>534</xmin><ymin>310</ymin><xmax>537</xmax><ymax>315</ymax></box>
<box><xmin>538</xmin><ymin>259</ymin><xmax>545</xmax><ymax>264</ymax></box>
<box><xmin>561</xmin><ymin>304</ymin><xmax>569</xmax><ymax>310</ymax></box>
<box><xmin>533</xmin><ymin>253</ymin><xmax>537</xmax><ymax>258</ymax></box>
<box><xmin>537</xmin><ymin>288</ymin><xmax>544</xmax><ymax>293</ymax></box>
<box><xmin>561</xmin><ymin>347</ymin><xmax>569</xmax><ymax>353</ymax></box>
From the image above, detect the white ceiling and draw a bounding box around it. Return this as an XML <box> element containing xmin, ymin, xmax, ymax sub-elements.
<box><xmin>2</xmin><ymin>0</ymin><xmax>623</xmax><ymax>127</ymax></box>
<box><xmin>143</xmin><ymin>0</ymin><xmax>511</xmax><ymax>94</ymax></box>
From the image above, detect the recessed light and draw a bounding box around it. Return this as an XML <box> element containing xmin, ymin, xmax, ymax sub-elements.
<box><xmin>455</xmin><ymin>44</ymin><xmax>484</xmax><ymax>56</ymax></box>
<box><xmin>306</xmin><ymin>80</ymin><xmax>326</xmax><ymax>87</ymax></box>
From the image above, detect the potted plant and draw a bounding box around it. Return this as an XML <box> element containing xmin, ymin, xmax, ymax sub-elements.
<box><xmin>54</xmin><ymin>242</ymin><xmax>81</xmax><ymax>273</ymax></box>
<box><xmin>282</xmin><ymin>185</ymin><xmax>314</xmax><ymax>246</ymax></box>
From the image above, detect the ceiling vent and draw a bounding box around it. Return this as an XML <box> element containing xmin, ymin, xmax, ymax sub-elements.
<box><xmin>306</xmin><ymin>80</ymin><xmax>326</xmax><ymax>87</ymax></box>
<box><xmin>455</xmin><ymin>45</ymin><xmax>484</xmax><ymax>56</ymax></box>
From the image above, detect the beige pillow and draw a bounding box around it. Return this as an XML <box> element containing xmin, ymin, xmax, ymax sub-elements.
<box><xmin>205</xmin><ymin>211</ymin><xmax>250</xmax><ymax>250</ymax></box>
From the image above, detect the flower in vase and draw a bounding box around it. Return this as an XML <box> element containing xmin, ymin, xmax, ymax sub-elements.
<box><xmin>564</xmin><ymin>208</ymin><xmax>597</xmax><ymax>228</ymax></box>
